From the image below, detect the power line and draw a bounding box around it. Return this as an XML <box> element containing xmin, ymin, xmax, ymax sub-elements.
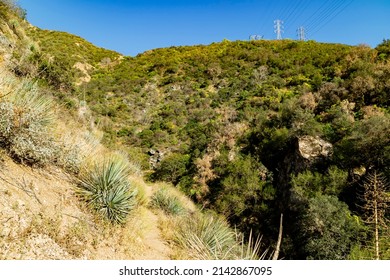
<box><xmin>302</xmin><ymin>0</ymin><xmax>333</xmax><ymax>27</ymax></box>
<box><xmin>310</xmin><ymin>0</ymin><xmax>354</xmax><ymax>37</ymax></box>
<box><xmin>259</xmin><ymin>0</ymin><xmax>273</xmax><ymax>36</ymax></box>
<box><xmin>287</xmin><ymin>0</ymin><xmax>313</xmax><ymax>34</ymax></box>
<box><xmin>284</xmin><ymin>0</ymin><xmax>306</xmax><ymax>31</ymax></box>
<box><xmin>278</xmin><ymin>0</ymin><xmax>297</xmax><ymax>21</ymax></box>
<box><xmin>255</xmin><ymin>0</ymin><xmax>354</xmax><ymax>41</ymax></box>
<box><xmin>306</xmin><ymin>0</ymin><xmax>345</xmax><ymax>32</ymax></box>
<box><xmin>259</xmin><ymin>0</ymin><xmax>280</xmax><ymax>38</ymax></box>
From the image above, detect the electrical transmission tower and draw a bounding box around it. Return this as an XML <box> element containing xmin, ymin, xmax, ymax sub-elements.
<box><xmin>249</xmin><ymin>35</ymin><xmax>263</xmax><ymax>41</ymax></box>
<box><xmin>297</xmin><ymin>26</ymin><xmax>306</xmax><ymax>41</ymax></box>
<box><xmin>274</xmin><ymin>19</ymin><xmax>284</xmax><ymax>40</ymax></box>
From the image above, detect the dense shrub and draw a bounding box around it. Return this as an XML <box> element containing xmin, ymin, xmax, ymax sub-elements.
<box><xmin>295</xmin><ymin>195</ymin><xmax>363</xmax><ymax>259</ymax></box>
<box><xmin>151</xmin><ymin>153</ymin><xmax>190</xmax><ymax>184</ymax></box>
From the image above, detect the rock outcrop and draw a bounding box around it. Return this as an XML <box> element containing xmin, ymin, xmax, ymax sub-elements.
<box><xmin>276</xmin><ymin>135</ymin><xmax>333</xmax><ymax>210</ymax></box>
<box><xmin>298</xmin><ymin>135</ymin><xmax>333</xmax><ymax>160</ymax></box>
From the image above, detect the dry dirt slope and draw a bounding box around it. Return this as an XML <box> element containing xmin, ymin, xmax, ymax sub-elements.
<box><xmin>0</xmin><ymin>155</ymin><xmax>173</xmax><ymax>260</ymax></box>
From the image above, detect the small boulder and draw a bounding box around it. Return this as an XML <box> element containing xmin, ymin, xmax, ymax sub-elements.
<box><xmin>298</xmin><ymin>135</ymin><xmax>333</xmax><ymax>160</ymax></box>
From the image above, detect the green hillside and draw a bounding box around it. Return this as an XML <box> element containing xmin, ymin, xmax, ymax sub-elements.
<box><xmin>34</xmin><ymin>28</ymin><xmax>390</xmax><ymax>259</ymax></box>
<box><xmin>2</xmin><ymin>0</ymin><xmax>389</xmax><ymax>260</ymax></box>
<box><xmin>2</xmin><ymin>1</ymin><xmax>270</xmax><ymax>260</ymax></box>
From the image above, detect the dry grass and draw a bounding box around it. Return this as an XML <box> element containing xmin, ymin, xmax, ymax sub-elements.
<box><xmin>150</xmin><ymin>182</ymin><xmax>197</xmax><ymax>212</ymax></box>
<box><xmin>0</xmin><ymin>76</ymin><xmax>56</xmax><ymax>165</ymax></box>
<box><xmin>129</xmin><ymin>175</ymin><xmax>150</xmax><ymax>206</ymax></box>
<box><xmin>54</xmin><ymin>126</ymin><xmax>103</xmax><ymax>174</ymax></box>
<box><xmin>156</xmin><ymin>212</ymin><xmax>186</xmax><ymax>259</ymax></box>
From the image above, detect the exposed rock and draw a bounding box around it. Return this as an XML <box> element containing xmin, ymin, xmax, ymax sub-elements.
<box><xmin>275</xmin><ymin>135</ymin><xmax>333</xmax><ymax>212</ymax></box>
<box><xmin>148</xmin><ymin>149</ymin><xmax>165</xmax><ymax>169</ymax></box>
<box><xmin>73</xmin><ymin>62</ymin><xmax>93</xmax><ymax>85</ymax></box>
<box><xmin>298</xmin><ymin>135</ymin><xmax>333</xmax><ymax>160</ymax></box>
<box><xmin>24</xmin><ymin>234</ymin><xmax>71</xmax><ymax>260</ymax></box>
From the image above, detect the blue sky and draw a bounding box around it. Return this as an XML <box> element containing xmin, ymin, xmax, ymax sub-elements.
<box><xmin>18</xmin><ymin>0</ymin><xmax>390</xmax><ymax>56</ymax></box>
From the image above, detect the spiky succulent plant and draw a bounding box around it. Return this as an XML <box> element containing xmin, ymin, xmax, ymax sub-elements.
<box><xmin>151</xmin><ymin>187</ymin><xmax>186</xmax><ymax>215</ymax></box>
<box><xmin>77</xmin><ymin>155</ymin><xmax>137</xmax><ymax>224</ymax></box>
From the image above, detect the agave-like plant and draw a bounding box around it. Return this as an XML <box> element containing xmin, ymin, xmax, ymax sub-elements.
<box><xmin>176</xmin><ymin>213</ymin><xmax>237</xmax><ymax>259</ymax></box>
<box><xmin>0</xmin><ymin>79</ymin><xmax>56</xmax><ymax>165</ymax></box>
<box><xmin>236</xmin><ymin>230</ymin><xmax>268</xmax><ymax>260</ymax></box>
<box><xmin>77</xmin><ymin>155</ymin><xmax>137</xmax><ymax>224</ymax></box>
<box><xmin>151</xmin><ymin>187</ymin><xmax>186</xmax><ymax>215</ymax></box>
<box><xmin>176</xmin><ymin>212</ymin><xmax>268</xmax><ymax>260</ymax></box>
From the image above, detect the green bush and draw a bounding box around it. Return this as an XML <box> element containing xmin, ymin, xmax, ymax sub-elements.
<box><xmin>291</xmin><ymin>166</ymin><xmax>348</xmax><ymax>199</ymax></box>
<box><xmin>76</xmin><ymin>155</ymin><xmax>138</xmax><ymax>224</ymax></box>
<box><xmin>151</xmin><ymin>153</ymin><xmax>190</xmax><ymax>184</ymax></box>
<box><xmin>296</xmin><ymin>195</ymin><xmax>364</xmax><ymax>260</ymax></box>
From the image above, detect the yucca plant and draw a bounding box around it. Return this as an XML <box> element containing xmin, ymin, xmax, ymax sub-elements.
<box><xmin>176</xmin><ymin>212</ymin><xmax>268</xmax><ymax>260</ymax></box>
<box><xmin>176</xmin><ymin>213</ymin><xmax>237</xmax><ymax>259</ymax></box>
<box><xmin>151</xmin><ymin>187</ymin><xmax>186</xmax><ymax>215</ymax></box>
<box><xmin>0</xmin><ymin>78</ymin><xmax>55</xmax><ymax>165</ymax></box>
<box><xmin>235</xmin><ymin>230</ymin><xmax>268</xmax><ymax>260</ymax></box>
<box><xmin>77</xmin><ymin>155</ymin><xmax>137</xmax><ymax>224</ymax></box>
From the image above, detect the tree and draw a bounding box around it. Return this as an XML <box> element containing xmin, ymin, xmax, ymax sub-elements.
<box><xmin>361</xmin><ymin>171</ymin><xmax>389</xmax><ymax>260</ymax></box>
<box><xmin>376</xmin><ymin>39</ymin><xmax>390</xmax><ymax>60</ymax></box>
<box><xmin>151</xmin><ymin>153</ymin><xmax>190</xmax><ymax>185</ymax></box>
<box><xmin>209</xmin><ymin>154</ymin><xmax>274</xmax><ymax>235</ymax></box>
<box><xmin>296</xmin><ymin>195</ymin><xmax>363</xmax><ymax>259</ymax></box>
<box><xmin>335</xmin><ymin>114</ymin><xmax>390</xmax><ymax>169</ymax></box>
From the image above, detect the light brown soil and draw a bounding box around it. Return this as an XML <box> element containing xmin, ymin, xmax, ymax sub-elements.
<box><xmin>0</xmin><ymin>156</ymin><xmax>172</xmax><ymax>260</ymax></box>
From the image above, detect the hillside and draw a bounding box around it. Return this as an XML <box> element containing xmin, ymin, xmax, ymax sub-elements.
<box><xmin>1</xmin><ymin>1</ymin><xmax>268</xmax><ymax>260</ymax></box>
<box><xmin>1</xmin><ymin>0</ymin><xmax>389</xmax><ymax>260</ymax></box>
<box><xmin>43</xmin><ymin>37</ymin><xmax>389</xmax><ymax>259</ymax></box>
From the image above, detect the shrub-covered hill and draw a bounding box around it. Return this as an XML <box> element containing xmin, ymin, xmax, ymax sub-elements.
<box><xmin>27</xmin><ymin>28</ymin><xmax>122</xmax><ymax>89</ymax></box>
<box><xmin>1</xmin><ymin>1</ymin><xmax>273</xmax><ymax>261</ymax></box>
<box><xmin>31</xmin><ymin>26</ymin><xmax>390</xmax><ymax>259</ymax></box>
<box><xmin>5</xmin><ymin>0</ymin><xmax>390</xmax><ymax>259</ymax></box>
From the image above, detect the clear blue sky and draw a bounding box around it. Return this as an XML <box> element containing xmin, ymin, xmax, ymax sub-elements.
<box><xmin>18</xmin><ymin>0</ymin><xmax>390</xmax><ymax>56</ymax></box>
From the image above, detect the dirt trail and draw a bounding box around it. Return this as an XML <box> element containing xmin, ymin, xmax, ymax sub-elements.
<box><xmin>140</xmin><ymin>185</ymin><xmax>172</xmax><ymax>260</ymax></box>
<box><xmin>140</xmin><ymin>209</ymin><xmax>171</xmax><ymax>260</ymax></box>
